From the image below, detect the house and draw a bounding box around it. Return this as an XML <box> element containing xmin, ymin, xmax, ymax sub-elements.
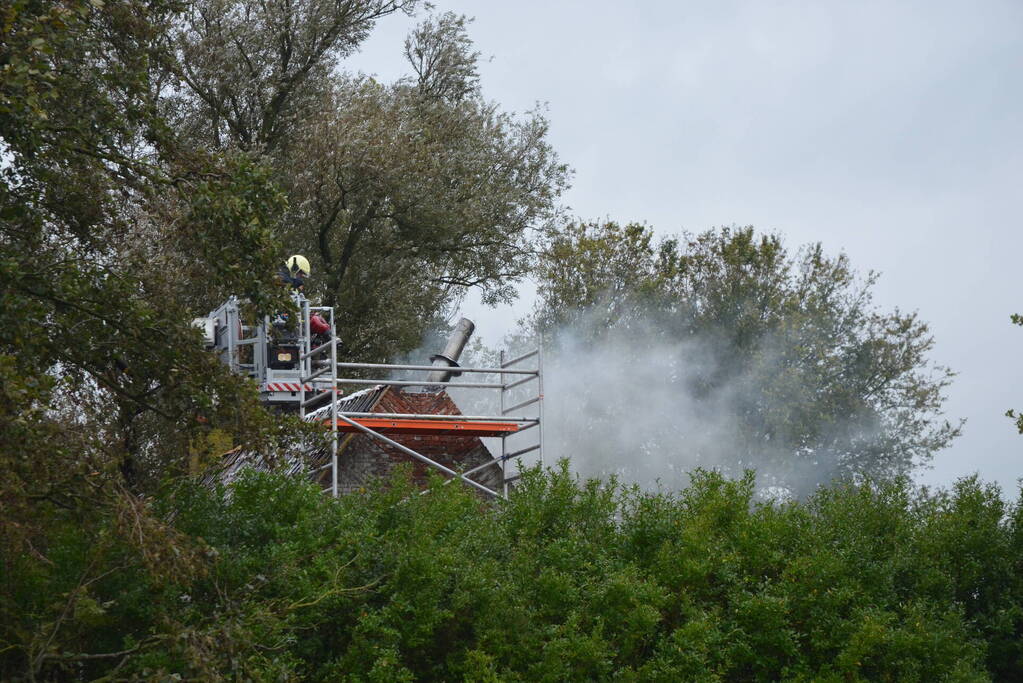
<box><xmin>305</xmin><ymin>385</ymin><xmax>504</xmax><ymax>494</ymax></box>
<box><xmin>205</xmin><ymin>385</ymin><xmax>506</xmax><ymax>495</ymax></box>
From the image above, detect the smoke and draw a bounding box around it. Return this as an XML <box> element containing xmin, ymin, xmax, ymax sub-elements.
<box><xmin>398</xmin><ymin>307</ymin><xmax>883</xmax><ymax>499</ymax></box>
<box><xmin>517</xmin><ymin>308</ymin><xmax>882</xmax><ymax>499</ymax></box>
<box><xmin>543</xmin><ymin>318</ymin><xmax>736</xmax><ymax>491</ymax></box>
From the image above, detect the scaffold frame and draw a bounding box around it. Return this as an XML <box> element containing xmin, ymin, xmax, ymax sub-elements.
<box><xmin>308</xmin><ymin>351</ymin><xmax>544</xmax><ymax>499</ymax></box>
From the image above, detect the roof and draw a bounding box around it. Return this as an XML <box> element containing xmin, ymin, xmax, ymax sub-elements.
<box><xmin>204</xmin><ymin>386</ymin><xmax>502</xmax><ymax>494</ymax></box>
<box><xmin>304</xmin><ymin>385</ymin><xmax>388</xmax><ymax>420</ymax></box>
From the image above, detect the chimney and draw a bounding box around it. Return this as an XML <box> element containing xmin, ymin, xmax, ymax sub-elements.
<box><xmin>427</xmin><ymin>318</ymin><xmax>475</xmax><ymax>384</ymax></box>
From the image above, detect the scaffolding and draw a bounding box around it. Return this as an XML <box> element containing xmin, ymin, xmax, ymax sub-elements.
<box><xmin>202</xmin><ymin>293</ymin><xmax>543</xmax><ymax>499</ymax></box>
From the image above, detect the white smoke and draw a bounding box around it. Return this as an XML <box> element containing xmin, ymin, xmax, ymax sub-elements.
<box><xmin>542</xmin><ymin>319</ymin><xmax>735</xmax><ymax>491</ymax></box>
<box><xmin>402</xmin><ymin>308</ymin><xmax>880</xmax><ymax>498</ymax></box>
<box><xmin>513</xmin><ymin>309</ymin><xmax>875</xmax><ymax>498</ymax></box>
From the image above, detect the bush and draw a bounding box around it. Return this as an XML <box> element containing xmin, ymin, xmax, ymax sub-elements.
<box><xmin>2</xmin><ymin>465</ymin><xmax>1020</xmax><ymax>680</ymax></box>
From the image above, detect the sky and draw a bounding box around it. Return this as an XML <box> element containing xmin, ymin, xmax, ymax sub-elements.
<box><xmin>345</xmin><ymin>0</ymin><xmax>1023</xmax><ymax>494</ymax></box>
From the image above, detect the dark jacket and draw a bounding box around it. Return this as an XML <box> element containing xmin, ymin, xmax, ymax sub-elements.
<box><xmin>278</xmin><ymin>267</ymin><xmax>305</xmax><ymax>290</ymax></box>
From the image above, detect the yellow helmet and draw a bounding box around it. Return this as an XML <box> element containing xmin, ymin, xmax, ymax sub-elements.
<box><xmin>286</xmin><ymin>254</ymin><xmax>310</xmax><ymax>277</ymax></box>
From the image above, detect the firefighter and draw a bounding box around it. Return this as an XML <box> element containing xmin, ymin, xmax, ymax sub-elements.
<box><xmin>272</xmin><ymin>255</ymin><xmax>310</xmax><ymax>332</ymax></box>
<box><xmin>310</xmin><ymin>311</ymin><xmax>331</xmax><ymax>337</ymax></box>
<box><xmin>274</xmin><ymin>254</ymin><xmax>331</xmax><ymax>340</ymax></box>
<box><xmin>279</xmin><ymin>254</ymin><xmax>310</xmax><ymax>290</ymax></box>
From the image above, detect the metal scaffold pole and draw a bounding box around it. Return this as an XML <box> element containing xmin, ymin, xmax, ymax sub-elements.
<box><xmin>494</xmin><ymin>345</ymin><xmax>542</xmax><ymax>493</ymax></box>
<box><xmin>226</xmin><ymin>298</ymin><xmax>238</xmax><ymax>373</ymax></box>
<box><xmin>499</xmin><ymin>350</ymin><xmax>507</xmax><ymax>498</ymax></box>
<box><xmin>329</xmin><ymin>307</ymin><xmax>338</xmax><ymax>498</ymax></box>
<box><xmin>538</xmin><ymin>338</ymin><xmax>546</xmax><ymax>468</ymax></box>
<box><xmin>298</xmin><ymin>296</ymin><xmax>310</xmax><ymax>421</ymax></box>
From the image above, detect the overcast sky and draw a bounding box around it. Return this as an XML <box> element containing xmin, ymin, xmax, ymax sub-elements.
<box><xmin>346</xmin><ymin>0</ymin><xmax>1023</xmax><ymax>494</ymax></box>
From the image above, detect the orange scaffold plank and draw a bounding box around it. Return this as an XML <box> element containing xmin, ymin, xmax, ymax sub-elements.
<box><xmin>327</xmin><ymin>417</ymin><xmax>519</xmax><ymax>437</ymax></box>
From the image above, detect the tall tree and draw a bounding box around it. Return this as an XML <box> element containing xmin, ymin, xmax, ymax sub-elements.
<box><xmin>165</xmin><ymin>0</ymin><xmax>417</xmax><ymax>152</ymax></box>
<box><xmin>531</xmin><ymin>222</ymin><xmax>960</xmax><ymax>495</ymax></box>
<box><xmin>0</xmin><ymin>0</ymin><xmax>293</xmax><ymax>568</ymax></box>
<box><xmin>167</xmin><ymin>7</ymin><xmax>569</xmax><ymax>359</ymax></box>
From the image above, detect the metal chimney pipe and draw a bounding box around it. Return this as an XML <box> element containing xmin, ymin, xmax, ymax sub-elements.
<box><xmin>427</xmin><ymin>318</ymin><xmax>475</xmax><ymax>383</ymax></box>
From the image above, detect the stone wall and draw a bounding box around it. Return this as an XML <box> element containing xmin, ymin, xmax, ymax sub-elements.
<box><xmin>319</xmin><ymin>388</ymin><xmax>504</xmax><ymax>495</ymax></box>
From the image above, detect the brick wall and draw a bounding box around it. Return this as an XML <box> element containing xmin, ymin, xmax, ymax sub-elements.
<box><xmin>318</xmin><ymin>388</ymin><xmax>504</xmax><ymax>495</ymax></box>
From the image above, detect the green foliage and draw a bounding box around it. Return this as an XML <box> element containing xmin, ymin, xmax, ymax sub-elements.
<box><xmin>4</xmin><ymin>466</ymin><xmax>1020</xmax><ymax>680</ymax></box>
<box><xmin>1</xmin><ymin>3</ymin><xmax>305</xmax><ymax>672</ymax></box>
<box><xmin>532</xmin><ymin>222</ymin><xmax>960</xmax><ymax>494</ymax></box>
<box><xmin>167</xmin><ymin>5</ymin><xmax>570</xmax><ymax>360</ymax></box>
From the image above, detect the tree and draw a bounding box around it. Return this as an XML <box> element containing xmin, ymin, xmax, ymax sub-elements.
<box><xmin>164</xmin><ymin>0</ymin><xmax>417</xmax><ymax>152</ymax></box>
<box><xmin>166</xmin><ymin>7</ymin><xmax>569</xmax><ymax>360</ymax></box>
<box><xmin>0</xmin><ymin>0</ymin><xmax>299</xmax><ymax>652</ymax></box>
<box><xmin>530</xmin><ymin>222</ymin><xmax>960</xmax><ymax>495</ymax></box>
<box><xmin>1</xmin><ymin>0</ymin><xmax>320</xmax><ymax>672</ymax></box>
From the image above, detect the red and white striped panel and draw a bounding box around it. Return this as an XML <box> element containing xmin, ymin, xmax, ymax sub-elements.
<box><xmin>264</xmin><ymin>383</ymin><xmax>311</xmax><ymax>392</ymax></box>
<box><xmin>263</xmin><ymin>384</ymin><xmax>344</xmax><ymax>394</ymax></box>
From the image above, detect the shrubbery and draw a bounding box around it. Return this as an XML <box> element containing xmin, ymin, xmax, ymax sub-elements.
<box><xmin>3</xmin><ymin>465</ymin><xmax>1021</xmax><ymax>680</ymax></box>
